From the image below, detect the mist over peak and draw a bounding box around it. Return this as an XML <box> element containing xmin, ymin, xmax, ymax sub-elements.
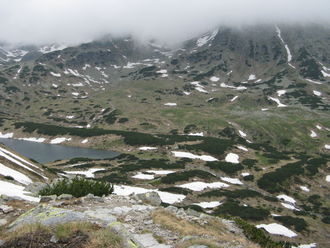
<box><xmin>1</xmin><ymin>0</ymin><xmax>330</xmax><ymax>46</ymax></box>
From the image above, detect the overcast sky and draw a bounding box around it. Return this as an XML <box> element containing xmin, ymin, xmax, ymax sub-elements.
<box><xmin>0</xmin><ymin>0</ymin><xmax>329</xmax><ymax>45</ymax></box>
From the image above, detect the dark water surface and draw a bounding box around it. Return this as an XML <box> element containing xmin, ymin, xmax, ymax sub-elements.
<box><xmin>0</xmin><ymin>138</ymin><xmax>119</xmax><ymax>163</ymax></box>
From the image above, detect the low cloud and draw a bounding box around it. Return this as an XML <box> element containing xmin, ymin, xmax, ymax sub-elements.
<box><xmin>0</xmin><ymin>0</ymin><xmax>329</xmax><ymax>45</ymax></box>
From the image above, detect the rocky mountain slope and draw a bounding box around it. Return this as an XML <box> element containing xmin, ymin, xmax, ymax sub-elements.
<box><xmin>0</xmin><ymin>24</ymin><xmax>329</xmax><ymax>247</ymax></box>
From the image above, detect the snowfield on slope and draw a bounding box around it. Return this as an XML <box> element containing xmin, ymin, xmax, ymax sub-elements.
<box><xmin>0</xmin><ymin>180</ymin><xmax>39</xmax><ymax>202</ymax></box>
<box><xmin>193</xmin><ymin>201</ymin><xmax>222</xmax><ymax>208</ymax></box>
<box><xmin>113</xmin><ymin>185</ymin><xmax>185</xmax><ymax>204</ymax></box>
<box><xmin>50</xmin><ymin>137</ymin><xmax>72</xmax><ymax>144</ymax></box>
<box><xmin>178</xmin><ymin>181</ymin><xmax>230</xmax><ymax>191</ymax></box>
<box><xmin>64</xmin><ymin>168</ymin><xmax>104</xmax><ymax>178</ymax></box>
<box><xmin>0</xmin><ymin>163</ymin><xmax>32</xmax><ymax>185</ymax></box>
<box><xmin>171</xmin><ymin>151</ymin><xmax>218</xmax><ymax>162</ymax></box>
<box><xmin>256</xmin><ymin>223</ymin><xmax>297</xmax><ymax>237</ymax></box>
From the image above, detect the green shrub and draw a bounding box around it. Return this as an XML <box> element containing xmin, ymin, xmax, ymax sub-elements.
<box><xmin>159</xmin><ymin>187</ymin><xmax>192</xmax><ymax>195</ymax></box>
<box><xmin>205</xmin><ymin>161</ymin><xmax>243</xmax><ymax>174</ymax></box>
<box><xmin>257</xmin><ymin>161</ymin><xmax>305</xmax><ymax>193</ymax></box>
<box><xmin>235</xmin><ymin>218</ymin><xmax>292</xmax><ymax>248</ymax></box>
<box><xmin>39</xmin><ymin>177</ymin><xmax>113</xmax><ymax>197</ymax></box>
<box><xmin>321</xmin><ymin>216</ymin><xmax>330</xmax><ymax>224</ymax></box>
<box><xmin>160</xmin><ymin>170</ymin><xmax>216</xmax><ymax>184</ymax></box>
<box><xmin>200</xmin><ymin>189</ymin><xmax>262</xmax><ymax>199</ymax></box>
<box><xmin>214</xmin><ymin>201</ymin><xmax>269</xmax><ymax>221</ymax></box>
<box><xmin>273</xmin><ymin>216</ymin><xmax>307</xmax><ymax>232</ymax></box>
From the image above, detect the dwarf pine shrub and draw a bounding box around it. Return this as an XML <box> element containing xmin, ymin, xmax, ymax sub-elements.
<box><xmin>39</xmin><ymin>177</ymin><xmax>113</xmax><ymax>197</ymax></box>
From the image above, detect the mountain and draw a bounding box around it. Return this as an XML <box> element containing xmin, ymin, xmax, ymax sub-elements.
<box><xmin>0</xmin><ymin>24</ymin><xmax>329</xmax><ymax>247</ymax></box>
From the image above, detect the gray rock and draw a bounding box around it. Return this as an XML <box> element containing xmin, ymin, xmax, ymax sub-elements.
<box><xmin>0</xmin><ymin>219</ymin><xmax>7</xmax><ymax>226</ymax></box>
<box><xmin>9</xmin><ymin>205</ymin><xmax>87</xmax><ymax>231</ymax></box>
<box><xmin>133</xmin><ymin>233</ymin><xmax>171</xmax><ymax>248</ymax></box>
<box><xmin>84</xmin><ymin>209</ymin><xmax>117</xmax><ymax>225</ymax></box>
<box><xmin>0</xmin><ymin>240</ymin><xmax>5</xmax><ymax>246</ymax></box>
<box><xmin>58</xmin><ymin>194</ymin><xmax>73</xmax><ymax>200</ymax></box>
<box><xmin>186</xmin><ymin>208</ymin><xmax>200</xmax><ymax>217</ymax></box>
<box><xmin>50</xmin><ymin>235</ymin><xmax>59</xmax><ymax>243</ymax></box>
<box><xmin>0</xmin><ymin>205</ymin><xmax>14</xmax><ymax>214</ymax></box>
<box><xmin>188</xmin><ymin>245</ymin><xmax>209</xmax><ymax>248</ymax></box>
<box><xmin>24</xmin><ymin>182</ymin><xmax>47</xmax><ymax>195</ymax></box>
<box><xmin>108</xmin><ymin>222</ymin><xmax>144</xmax><ymax>248</ymax></box>
<box><xmin>83</xmin><ymin>193</ymin><xmax>104</xmax><ymax>202</ymax></box>
<box><xmin>136</xmin><ymin>192</ymin><xmax>162</xmax><ymax>206</ymax></box>
<box><xmin>40</xmin><ymin>195</ymin><xmax>57</xmax><ymax>203</ymax></box>
<box><xmin>165</xmin><ymin>206</ymin><xmax>178</xmax><ymax>214</ymax></box>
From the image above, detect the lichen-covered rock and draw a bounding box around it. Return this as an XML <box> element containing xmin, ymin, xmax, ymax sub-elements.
<box><xmin>57</xmin><ymin>194</ymin><xmax>73</xmax><ymax>200</ymax></box>
<box><xmin>136</xmin><ymin>192</ymin><xmax>161</xmax><ymax>206</ymax></box>
<box><xmin>40</xmin><ymin>195</ymin><xmax>57</xmax><ymax>203</ymax></box>
<box><xmin>8</xmin><ymin>205</ymin><xmax>87</xmax><ymax>230</ymax></box>
<box><xmin>108</xmin><ymin>222</ymin><xmax>144</xmax><ymax>248</ymax></box>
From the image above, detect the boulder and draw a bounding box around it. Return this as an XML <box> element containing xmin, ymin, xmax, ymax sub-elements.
<box><xmin>24</xmin><ymin>182</ymin><xmax>47</xmax><ymax>195</ymax></box>
<box><xmin>0</xmin><ymin>205</ymin><xmax>14</xmax><ymax>214</ymax></box>
<box><xmin>135</xmin><ymin>192</ymin><xmax>161</xmax><ymax>206</ymax></box>
<box><xmin>0</xmin><ymin>219</ymin><xmax>7</xmax><ymax>227</ymax></box>
<box><xmin>108</xmin><ymin>222</ymin><xmax>144</xmax><ymax>248</ymax></box>
<box><xmin>8</xmin><ymin>205</ymin><xmax>87</xmax><ymax>231</ymax></box>
<box><xmin>57</xmin><ymin>194</ymin><xmax>73</xmax><ymax>200</ymax></box>
<box><xmin>40</xmin><ymin>195</ymin><xmax>57</xmax><ymax>203</ymax></box>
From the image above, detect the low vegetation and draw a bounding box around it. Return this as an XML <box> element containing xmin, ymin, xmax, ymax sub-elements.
<box><xmin>39</xmin><ymin>177</ymin><xmax>113</xmax><ymax>197</ymax></box>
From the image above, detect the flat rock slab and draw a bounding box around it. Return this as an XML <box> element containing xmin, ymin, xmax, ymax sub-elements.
<box><xmin>133</xmin><ymin>233</ymin><xmax>172</xmax><ymax>248</ymax></box>
<box><xmin>84</xmin><ymin>208</ymin><xmax>117</xmax><ymax>224</ymax></box>
<box><xmin>9</xmin><ymin>205</ymin><xmax>87</xmax><ymax>230</ymax></box>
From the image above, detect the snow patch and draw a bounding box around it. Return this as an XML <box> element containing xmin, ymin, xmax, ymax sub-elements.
<box><xmin>164</xmin><ymin>103</ymin><xmax>177</xmax><ymax>106</ymax></box>
<box><xmin>50</xmin><ymin>72</ymin><xmax>61</xmax><ymax>77</ymax></box>
<box><xmin>313</xmin><ymin>90</ymin><xmax>321</xmax><ymax>96</ymax></box>
<box><xmin>188</xmin><ymin>132</ymin><xmax>204</xmax><ymax>137</ymax></box>
<box><xmin>0</xmin><ymin>132</ymin><xmax>14</xmax><ymax>138</ymax></box>
<box><xmin>230</xmin><ymin>96</ymin><xmax>238</xmax><ymax>102</ymax></box>
<box><xmin>220</xmin><ymin>177</ymin><xmax>243</xmax><ymax>185</ymax></box>
<box><xmin>310</xmin><ymin>130</ymin><xmax>317</xmax><ymax>138</ymax></box>
<box><xmin>306</xmin><ymin>79</ymin><xmax>322</xmax><ymax>85</ymax></box>
<box><xmin>237</xmin><ymin>146</ymin><xmax>248</xmax><ymax>152</ymax></box>
<box><xmin>256</xmin><ymin>223</ymin><xmax>297</xmax><ymax>237</ymax></box>
<box><xmin>146</xmin><ymin>170</ymin><xmax>175</xmax><ymax>175</ymax></box>
<box><xmin>225</xmin><ymin>153</ymin><xmax>240</xmax><ymax>164</ymax></box>
<box><xmin>276</xmin><ymin>26</ymin><xmax>293</xmax><ymax>63</ymax></box>
<box><xmin>0</xmin><ymin>163</ymin><xmax>32</xmax><ymax>185</ymax></box>
<box><xmin>113</xmin><ymin>185</ymin><xmax>185</xmax><ymax>204</ymax></box>
<box><xmin>65</xmin><ymin>168</ymin><xmax>103</xmax><ymax>178</ymax></box>
<box><xmin>238</xmin><ymin>130</ymin><xmax>247</xmax><ymax>138</ymax></box>
<box><xmin>277</xmin><ymin>194</ymin><xmax>296</xmax><ymax>204</ymax></box>
<box><xmin>171</xmin><ymin>151</ymin><xmax>218</xmax><ymax>162</ymax></box>
<box><xmin>248</xmin><ymin>74</ymin><xmax>256</xmax><ymax>81</ymax></box>
<box><xmin>178</xmin><ymin>181</ymin><xmax>229</xmax><ymax>191</ymax></box>
<box><xmin>196</xmin><ymin>30</ymin><xmax>218</xmax><ymax>47</ymax></box>
<box><xmin>268</xmin><ymin>97</ymin><xmax>286</xmax><ymax>107</ymax></box>
<box><xmin>139</xmin><ymin>147</ymin><xmax>157</xmax><ymax>151</ymax></box>
<box><xmin>194</xmin><ymin>201</ymin><xmax>222</xmax><ymax>209</ymax></box>
<box><xmin>50</xmin><ymin>137</ymin><xmax>72</xmax><ymax>144</ymax></box>
<box><xmin>132</xmin><ymin>172</ymin><xmax>155</xmax><ymax>180</ymax></box>
<box><xmin>210</xmin><ymin>76</ymin><xmax>220</xmax><ymax>82</ymax></box>
<box><xmin>18</xmin><ymin>137</ymin><xmax>46</xmax><ymax>143</ymax></box>
<box><xmin>326</xmin><ymin>175</ymin><xmax>330</xmax><ymax>182</ymax></box>
<box><xmin>277</xmin><ymin>90</ymin><xmax>286</xmax><ymax>97</ymax></box>
<box><xmin>0</xmin><ymin>180</ymin><xmax>39</xmax><ymax>202</ymax></box>
<box><xmin>299</xmin><ymin>186</ymin><xmax>310</xmax><ymax>192</ymax></box>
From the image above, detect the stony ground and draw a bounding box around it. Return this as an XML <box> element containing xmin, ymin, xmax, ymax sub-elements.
<box><xmin>0</xmin><ymin>193</ymin><xmax>257</xmax><ymax>248</ymax></box>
